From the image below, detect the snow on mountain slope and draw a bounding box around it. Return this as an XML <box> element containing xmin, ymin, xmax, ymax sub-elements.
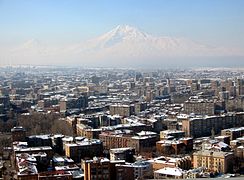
<box><xmin>68</xmin><ymin>25</ymin><xmax>239</xmax><ymax>58</ymax></box>
<box><xmin>7</xmin><ymin>25</ymin><xmax>244</xmax><ymax>66</ymax></box>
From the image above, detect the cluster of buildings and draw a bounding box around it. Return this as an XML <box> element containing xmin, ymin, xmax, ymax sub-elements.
<box><xmin>1</xmin><ymin>66</ymin><xmax>244</xmax><ymax>179</ymax></box>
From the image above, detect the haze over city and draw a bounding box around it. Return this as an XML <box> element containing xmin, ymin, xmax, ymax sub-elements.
<box><xmin>0</xmin><ymin>0</ymin><xmax>244</xmax><ymax>67</ymax></box>
<box><xmin>2</xmin><ymin>1</ymin><xmax>244</xmax><ymax>179</ymax></box>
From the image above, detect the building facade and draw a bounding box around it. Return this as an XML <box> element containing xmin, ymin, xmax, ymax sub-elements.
<box><xmin>193</xmin><ymin>150</ymin><xmax>234</xmax><ymax>173</ymax></box>
<box><xmin>182</xmin><ymin>113</ymin><xmax>244</xmax><ymax>138</ymax></box>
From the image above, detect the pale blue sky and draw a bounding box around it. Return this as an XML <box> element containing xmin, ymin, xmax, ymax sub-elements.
<box><xmin>0</xmin><ymin>0</ymin><xmax>244</xmax><ymax>47</ymax></box>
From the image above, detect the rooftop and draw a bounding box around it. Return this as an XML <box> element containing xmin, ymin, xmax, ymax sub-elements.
<box><xmin>11</xmin><ymin>126</ymin><xmax>26</xmax><ymax>132</ymax></box>
<box><xmin>155</xmin><ymin>167</ymin><xmax>184</xmax><ymax>176</ymax></box>
<box><xmin>193</xmin><ymin>150</ymin><xmax>233</xmax><ymax>158</ymax></box>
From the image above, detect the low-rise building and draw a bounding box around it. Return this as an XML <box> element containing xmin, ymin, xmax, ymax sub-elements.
<box><xmin>148</xmin><ymin>156</ymin><xmax>191</xmax><ymax>171</ymax></box>
<box><xmin>11</xmin><ymin>126</ymin><xmax>26</xmax><ymax>142</ymax></box>
<box><xmin>65</xmin><ymin>139</ymin><xmax>103</xmax><ymax>162</ymax></box>
<box><xmin>13</xmin><ymin>143</ymin><xmax>53</xmax><ymax>161</ymax></box>
<box><xmin>116</xmin><ymin>160</ymin><xmax>152</xmax><ymax>180</ymax></box>
<box><xmin>192</xmin><ymin>150</ymin><xmax>234</xmax><ymax>173</ymax></box>
<box><xmin>15</xmin><ymin>153</ymin><xmax>39</xmax><ymax>180</ymax></box>
<box><xmin>160</xmin><ymin>130</ymin><xmax>185</xmax><ymax>140</ymax></box>
<box><xmin>81</xmin><ymin>157</ymin><xmax>125</xmax><ymax>180</ymax></box>
<box><xmin>154</xmin><ymin>167</ymin><xmax>185</xmax><ymax>179</ymax></box>
<box><xmin>27</xmin><ymin>135</ymin><xmax>53</xmax><ymax>147</ymax></box>
<box><xmin>99</xmin><ymin>132</ymin><xmax>157</xmax><ymax>153</ymax></box>
<box><xmin>38</xmin><ymin>171</ymin><xmax>73</xmax><ymax>180</ymax></box>
<box><xmin>109</xmin><ymin>104</ymin><xmax>133</xmax><ymax>117</ymax></box>
<box><xmin>76</xmin><ymin>124</ymin><xmax>102</xmax><ymax>139</ymax></box>
<box><xmin>156</xmin><ymin>138</ymin><xmax>193</xmax><ymax>155</ymax></box>
<box><xmin>184</xmin><ymin>99</ymin><xmax>215</xmax><ymax>115</ymax></box>
<box><xmin>221</xmin><ymin>127</ymin><xmax>244</xmax><ymax>140</ymax></box>
<box><xmin>110</xmin><ymin>147</ymin><xmax>135</xmax><ymax>162</ymax></box>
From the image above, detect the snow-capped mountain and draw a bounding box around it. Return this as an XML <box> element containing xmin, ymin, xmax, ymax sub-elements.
<box><xmin>3</xmin><ymin>24</ymin><xmax>243</xmax><ymax>66</ymax></box>
<box><xmin>12</xmin><ymin>38</ymin><xmax>49</xmax><ymax>56</ymax></box>
<box><xmin>95</xmin><ymin>25</ymin><xmax>149</xmax><ymax>47</ymax></box>
<box><xmin>69</xmin><ymin>24</ymin><xmax>240</xmax><ymax>58</ymax></box>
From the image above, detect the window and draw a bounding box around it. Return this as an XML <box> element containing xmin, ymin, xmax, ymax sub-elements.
<box><xmin>91</xmin><ymin>168</ymin><xmax>96</xmax><ymax>174</ymax></box>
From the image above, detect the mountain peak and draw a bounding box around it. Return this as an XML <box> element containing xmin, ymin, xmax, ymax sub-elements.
<box><xmin>97</xmin><ymin>25</ymin><xmax>149</xmax><ymax>47</ymax></box>
<box><xmin>112</xmin><ymin>24</ymin><xmax>147</xmax><ymax>38</ymax></box>
<box><xmin>114</xmin><ymin>24</ymin><xmax>138</xmax><ymax>32</ymax></box>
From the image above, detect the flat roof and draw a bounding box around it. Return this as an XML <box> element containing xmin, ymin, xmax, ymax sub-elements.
<box><xmin>155</xmin><ymin>167</ymin><xmax>184</xmax><ymax>176</ymax></box>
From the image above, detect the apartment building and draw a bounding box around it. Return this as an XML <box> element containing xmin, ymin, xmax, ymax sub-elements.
<box><xmin>115</xmin><ymin>161</ymin><xmax>152</xmax><ymax>180</ymax></box>
<box><xmin>193</xmin><ymin>150</ymin><xmax>234</xmax><ymax>173</ymax></box>
<box><xmin>99</xmin><ymin>132</ymin><xmax>157</xmax><ymax>153</ymax></box>
<box><xmin>11</xmin><ymin>126</ymin><xmax>26</xmax><ymax>142</ymax></box>
<box><xmin>148</xmin><ymin>156</ymin><xmax>191</xmax><ymax>171</ymax></box>
<box><xmin>81</xmin><ymin>157</ymin><xmax>125</xmax><ymax>180</ymax></box>
<box><xmin>182</xmin><ymin>113</ymin><xmax>244</xmax><ymax>138</ymax></box>
<box><xmin>221</xmin><ymin>127</ymin><xmax>244</xmax><ymax>140</ymax></box>
<box><xmin>109</xmin><ymin>104</ymin><xmax>133</xmax><ymax>117</ymax></box>
<box><xmin>184</xmin><ymin>99</ymin><xmax>215</xmax><ymax>115</ymax></box>
<box><xmin>65</xmin><ymin>139</ymin><xmax>103</xmax><ymax>162</ymax></box>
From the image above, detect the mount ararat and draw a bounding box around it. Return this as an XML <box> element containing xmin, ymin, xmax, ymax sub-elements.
<box><xmin>3</xmin><ymin>25</ymin><xmax>244</xmax><ymax>67</ymax></box>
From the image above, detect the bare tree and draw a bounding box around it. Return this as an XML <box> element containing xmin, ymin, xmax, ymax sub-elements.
<box><xmin>51</xmin><ymin>119</ymin><xmax>73</xmax><ymax>136</ymax></box>
<box><xmin>17</xmin><ymin>112</ymin><xmax>73</xmax><ymax>136</ymax></box>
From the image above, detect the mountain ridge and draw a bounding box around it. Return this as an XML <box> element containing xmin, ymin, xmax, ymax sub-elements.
<box><xmin>5</xmin><ymin>24</ymin><xmax>244</xmax><ymax>66</ymax></box>
<box><xmin>69</xmin><ymin>25</ymin><xmax>226</xmax><ymax>57</ymax></box>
